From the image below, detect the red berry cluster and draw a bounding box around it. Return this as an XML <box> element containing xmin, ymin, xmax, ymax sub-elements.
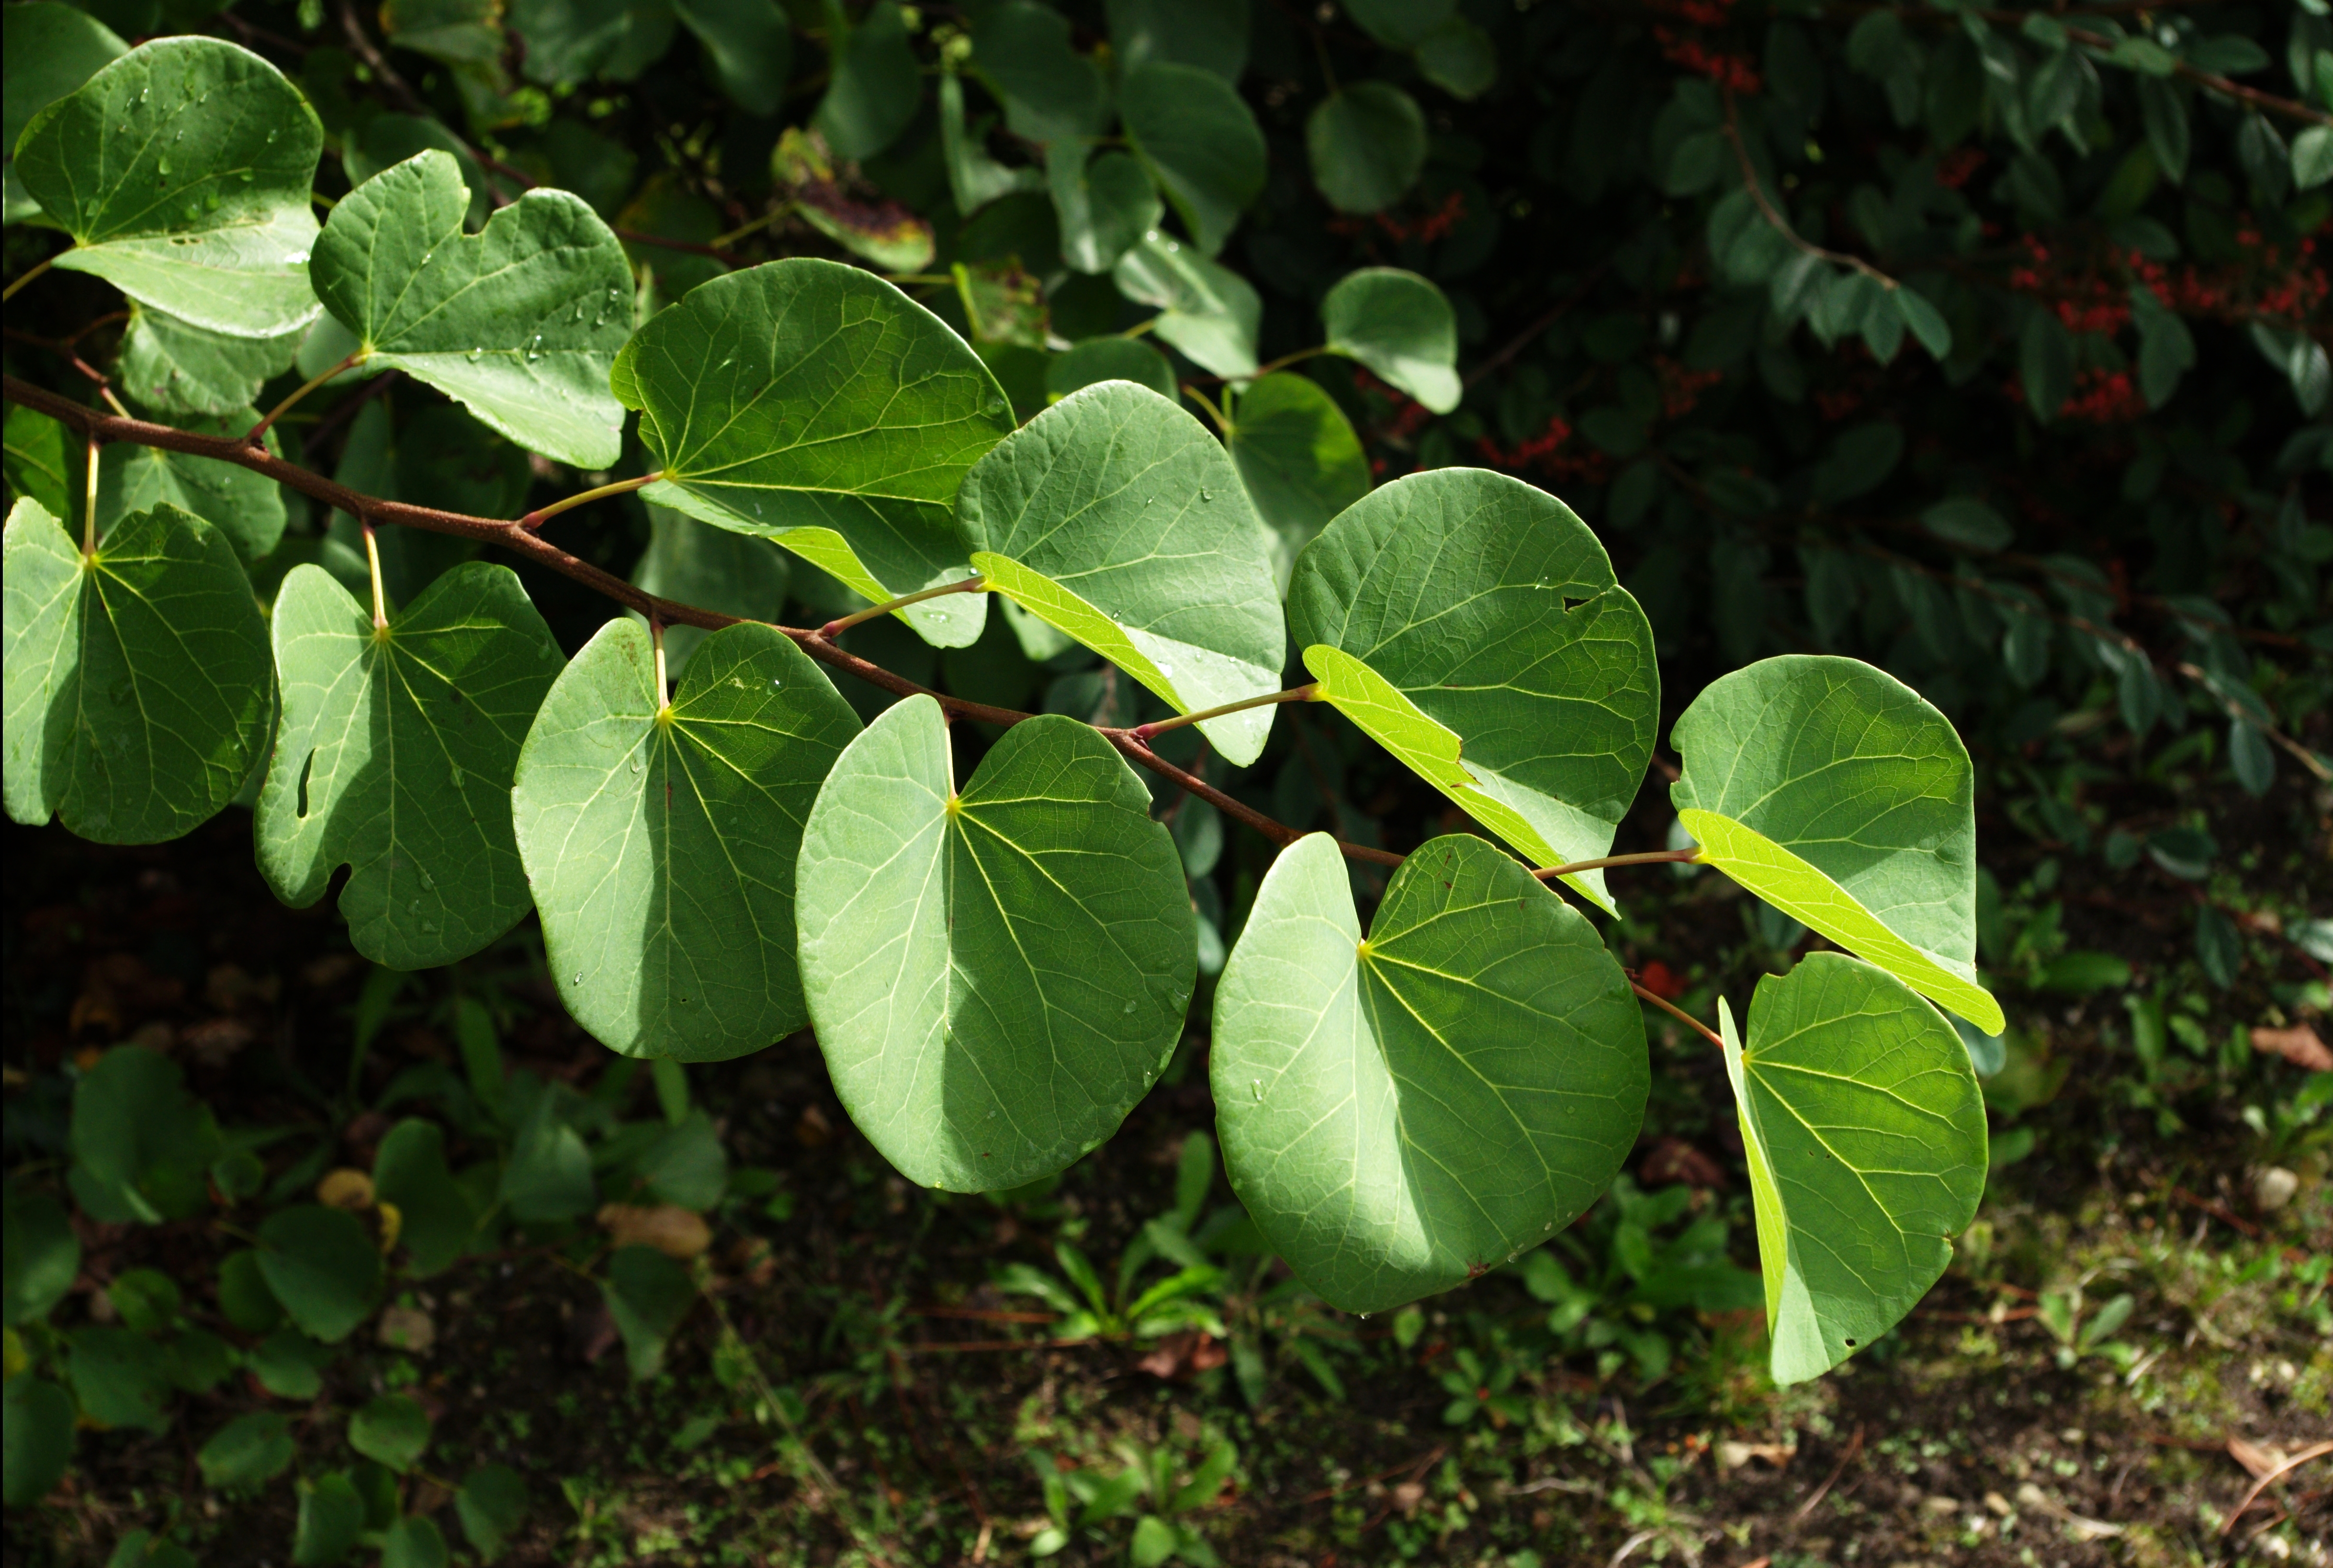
<box><xmin>1326</xmin><ymin>190</ymin><xmax>1469</xmax><ymax>246</ymax></box>
<box><xmin>1657</xmin><ymin>358</ymin><xmax>1724</xmax><ymax>418</ymax></box>
<box><xmin>1652</xmin><ymin>27</ymin><xmax>1763</xmax><ymax>93</ymax></box>
<box><xmin>1472</xmin><ymin>413</ymin><xmax>1614</xmax><ymax>484</ymax></box>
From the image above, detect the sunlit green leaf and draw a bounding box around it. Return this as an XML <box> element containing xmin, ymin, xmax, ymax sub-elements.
<box><xmin>514</xmin><ymin>618</ymin><xmax>860</xmax><ymax>1061</ymax></box>
<box><xmin>1322</xmin><ymin>268</ymin><xmax>1461</xmax><ymax>414</ymax></box>
<box><xmin>1670</xmin><ymin>654</ymin><xmax>2002</xmax><ymax>1033</ymax></box>
<box><xmin>342</xmin><ymin>112</ymin><xmax>491</xmax><ymax>230</ymax></box>
<box><xmin>1226</xmin><ymin>371</ymin><xmax>1370</xmax><ymax>583</ymax></box>
<box><xmin>17</xmin><ymin>39</ymin><xmax>322</xmax><ymax>336</ymax></box>
<box><xmin>3</xmin><ymin>2</ymin><xmax>129</xmax><ymax>225</ymax></box>
<box><xmin>4</xmin><ymin>498</ymin><xmax>271</xmax><ymax>844</ymax></box>
<box><xmin>2</xmin><ymin>407</ymin><xmax>77</xmax><ymax>526</ymax></box>
<box><xmin>1112</xmin><ymin>230</ymin><xmax>1260</xmax><ymax>378</ymax></box>
<box><xmin>615</xmin><ymin>259</ymin><xmax>1015</xmax><ymax>649</ymax></box>
<box><xmin>962</xmin><ymin>381</ymin><xmax>1285</xmax><ymax>765</ymax></box>
<box><xmin>1119</xmin><ymin>62</ymin><xmax>1265</xmax><ymax>256</ymax></box>
<box><xmin>1719</xmin><ymin>953</ymin><xmax>1985</xmax><ymax>1385</ymax></box>
<box><xmin>797</xmin><ymin>698</ymin><xmax>1195</xmax><ymax>1190</ymax></box>
<box><xmin>1213</xmin><ymin>833</ymin><xmax>1646</xmax><ymax>1314</ymax></box>
<box><xmin>313</xmin><ymin>151</ymin><xmax>632</xmax><ymax>468</ymax></box>
<box><xmin>1049</xmin><ymin>145</ymin><xmax>1160</xmax><ymax>274</ymax></box>
<box><xmin>255</xmin><ymin>562</ymin><xmax>564</xmax><ymax>970</ymax></box>
<box><xmin>1288</xmin><ymin>470</ymin><xmax>1659</xmax><ymax>911</ymax></box>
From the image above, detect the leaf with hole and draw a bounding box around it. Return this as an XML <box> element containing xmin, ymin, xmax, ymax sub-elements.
<box><xmin>615</xmin><ymin>259</ymin><xmax>1015</xmax><ymax>649</ymax></box>
<box><xmin>15</xmin><ymin>39</ymin><xmax>322</xmax><ymax>336</ymax></box>
<box><xmin>313</xmin><ymin>151</ymin><xmax>633</xmax><ymax>468</ymax></box>
<box><xmin>1321</xmin><ymin>269</ymin><xmax>1461</xmax><ymax>414</ymax></box>
<box><xmin>1287</xmin><ymin>470</ymin><xmax>1659</xmax><ymax>912</ymax></box>
<box><xmin>1212</xmin><ymin>833</ymin><xmax>1646</xmax><ymax>1313</ymax></box>
<box><xmin>797</xmin><ymin>698</ymin><xmax>1195</xmax><ymax>1190</ymax></box>
<box><xmin>1718</xmin><ymin>953</ymin><xmax>1985</xmax><ymax>1385</ymax></box>
<box><xmin>514</xmin><ymin>618</ymin><xmax>861</xmax><ymax>1061</ymax></box>
<box><xmin>4</xmin><ymin>498</ymin><xmax>271</xmax><ymax>845</ymax></box>
<box><xmin>962</xmin><ymin>382</ymin><xmax>1285</xmax><ymax>765</ymax></box>
<box><xmin>254</xmin><ymin>562</ymin><xmax>561</xmax><ymax>970</ymax></box>
<box><xmin>1670</xmin><ymin>654</ymin><xmax>2003</xmax><ymax>1033</ymax></box>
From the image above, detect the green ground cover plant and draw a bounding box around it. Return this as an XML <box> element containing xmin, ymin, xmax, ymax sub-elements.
<box><xmin>3</xmin><ymin>0</ymin><xmax>2326</xmax><ymax>1562</ymax></box>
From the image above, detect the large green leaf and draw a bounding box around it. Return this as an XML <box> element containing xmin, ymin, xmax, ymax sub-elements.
<box><xmin>1670</xmin><ymin>655</ymin><xmax>2002</xmax><ymax>1033</ymax></box>
<box><xmin>1306</xmin><ymin>83</ymin><xmax>1427</xmax><ymax>215</ymax></box>
<box><xmin>3</xmin><ymin>498</ymin><xmax>271</xmax><ymax>844</ymax></box>
<box><xmin>3</xmin><ymin>2</ymin><xmax>127</xmax><ymax>225</ymax></box>
<box><xmin>973</xmin><ymin>0</ymin><xmax>1108</xmax><ymax>145</ymax></box>
<box><xmin>514</xmin><ymin>618</ymin><xmax>860</xmax><ymax>1062</ymax></box>
<box><xmin>1286</xmin><ymin>470</ymin><xmax>1658</xmax><ymax>911</ymax></box>
<box><xmin>797</xmin><ymin>698</ymin><xmax>1195</xmax><ymax>1191</ymax></box>
<box><xmin>16</xmin><ymin>39</ymin><xmax>323</xmax><ymax>336</ymax></box>
<box><xmin>1212</xmin><ymin>833</ymin><xmax>1646</xmax><ymax>1314</ymax></box>
<box><xmin>256</xmin><ymin>1206</ymin><xmax>383</xmax><ymax>1344</ymax></box>
<box><xmin>313</xmin><ymin>151</ymin><xmax>633</xmax><ymax>469</ymax></box>
<box><xmin>1717</xmin><ymin>953</ymin><xmax>1985</xmax><ymax>1385</ymax></box>
<box><xmin>2</xmin><ymin>406</ymin><xmax>76</xmax><ymax>526</ymax></box>
<box><xmin>1111</xmin><ymin>230</ymin><xmax>1260</xmax><ymax>378</ymax></box>
<box><xmin>812</xmin><ymin>0</ymin><xmax>918</xmax><ymax>161</ymax></box>
<box><xmin>1226</xmin><ymin>371</ymin><xmax>1370</xmax><ymax>583</ymax></box>
<box><xmin>2</xmin><ymin>1376</ymin><xmax>75</xmax><ymax>1506</ymax></box>
<box><xmin>614</xmin><ymin>259</ymin><xmax>1016</xmax><ymax>650</ymax></box>
<box><xmin>255</xmin><ymin>562</ymin><xmax>564</xmax><ymax>970</ymax></box>
<box><xmin>116</xmin><ymin>308</ymin><xmax>302</xmax><ymax>419</ymax></box>
<box><xmin>3</xmin><ymin>1184</ymin><xmax>80</xmax><ymax>1326</ymax></box>
<box><xmin>1049</xmin><ymin>146</ymin><xmax>1160</xmax><ymax>274</ymax></box>
<box><xmin>670</xmin><ymin>0</ymin><xmax>790</xmax><ymax>116</ymax></box>
<box><xmin>97</xmin><ymin>411</ymin><xmax>286</xmax><ymax>565</ymax></box>
<box><xmin>1105</xmin><ymin>0</ymin><xmax>1247</xmax><ymax>81</ymax></box>
<box><xmin>961</xmin><ymin>381</ymin><xmax>1285</xmax><ymax>766</ymax></box>
<box><xmin>1118</xmin><ymin>62</ymin><xmax>1265</xmax><ymax>256</ymax></box>
<box><xmin>1322</xmin><ymin>268</ymin><xmax>1462</xmax><ymax>414</ymax></box>
<box><xmin>630</xmin><ymin>503</ymin><xmax>791</xmax><ymax>672</ymax></box>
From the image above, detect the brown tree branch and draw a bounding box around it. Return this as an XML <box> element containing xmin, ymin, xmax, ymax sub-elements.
<box><xmin>2</xmin><ymin>374</ymin><xmax>1417</xmax><ymax>871</ymax></box>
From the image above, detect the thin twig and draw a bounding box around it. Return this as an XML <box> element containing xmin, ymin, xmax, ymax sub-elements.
<box><xmin>818</xmin><ymin>575</ymin><xmax>987</xmax><ymax>638</ymax></box>
<box><xmin>1535</xmin><ymin>849</ymin><xmax>1699</xmax><ymax>882</ymax></box>
<box><xmin>1632</xmin><ymin>982</ymin><xmax>1724</xmax><ymax>1050</ymax></box>
<box><xmin>518</xmin><ymin>471</ymin><xmax>661</xmax><ymax>532</ymax></box>
<box><xmin>2223</xmin><ymin>1441</ymin><xmax>2333</xmax><ymax>1534</ymax></box>
<box><xmin>1131</xmin><ymin>684</ymin><xmax>1320</xmax><ymax>741</ymax></box>
<box><xmin>1792</xmin><ymin>1425</ymin><xmax>1865</xmax><ymax>1522</ymax></box>
<box><xmin>1720</xmin><ymin>87</ymin><xmax>1898</xmax><ymax>291</ymax></box>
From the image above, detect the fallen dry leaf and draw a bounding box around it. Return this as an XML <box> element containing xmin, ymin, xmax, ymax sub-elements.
<box><xmin>598</xmin><ymin>1203</ymin><xmax>712</xmax><ymax>1259</ymax></box>
<box><xmin>378</xmin><ymin>1304</ymin><xmax>436</xmax><ymax>1354</ymax></box>
<box><xmin>316</xmin><ymin>1169</ymin><xmax>375</xmax><ymax>1210</ymax></box>
<box><xmin>2228</xmin><ymin>1436</ymin><xmax>2286</xmax><ymax>1478</ymax></box>
<box><xmin>1717</xmin><ymin>1439</ymin><xmax>1797</xmax><ymax>1470</ymax></box>
<box><xmin>2015</xmin><ymin>1481</ymin><xmax>2122</xmax><ymax>1540</ymax></box>
<box><xmin>2249</xmin><ymin>1023</ymin><xmax>2332</xmax><ymax>1071</ymax></box>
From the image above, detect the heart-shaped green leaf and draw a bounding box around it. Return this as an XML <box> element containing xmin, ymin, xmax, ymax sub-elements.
<box><xmin>630</xmin><ymin>502</ymin><xmax>791</xmax><ymax>672</ymax></box>
<box><xmin>371</xmin><ymin>1120</ymin><xmax>478</xmax><ymax>1277</ymax></box>
<box><xmin>3</xmin><ymin>2</ymin><xmax>128</xmax><ymax>225</ymax></box>
<box><xmin>198</xmin><ymin>1411</ymin><xmax>294</xmax><ymax>1490</ymax></box>
<box><xmin>613</xmin><ymin>258</ymin><xmax>1016</xmax><ymax>649</ymax></box>
<box><xmin>16</xmin><ymin>38</ymin><xmax>322</xmax><ymax>336</ymax></box>
<box><xmin>4</xmin><ymin>498</ymin><xmax>271</xmax><ymax>844</ymax></box>
<box><xmin>255</xmin><ymin>561</ymin><xmax>564</xmax><ymax>970</ymax></box>
<box><xmin>961</xmin><ymin>381</ymin><xmax>1285</xmax><ymax>766</ymax></box>
<box><xmin>1211</xmin><ymin>832</ymin><xmax>1646</xmax><ymax>1314</ymax></box>
<box><xmin>256</xmin><ymin>1205</ymin><xmax>382</xmax><ymax>1344</ymax></box>
<box><xmin>349</xmin><ymin>1394</ymin><xmax>430</xmax><ymax>1472</ymax></box>
<box><xmin>313</xmin><ymin>150</ymin><xmax>633</xmax><ymax>468</ymax></box>
<box><xmin>1718</xmin><ymin>953</ymin><xmax>1985</xmax><ymax>1385</ymax></box>
<box><xmin>116</xmin><ymin>307</ymin><xmax>302</xmax><ymax>418</ymax></box>
<box><xmin>797</xmin><ymin>697</ymin><xmax>1195</xmax><ymax>1191</ymax></box>
<box><xmin>1226</xmin><ymin>371</ymin><xmax>1370</xmax><ymax>583</ymax></box>
<box><xmin>1287</xmin><ymin>470</ymin><xmax>1659</xmax><ymax>911</ymax></box>
<box><xmin>1111</xmin><ymin>230</ymin><xmax>1260</xmax><ymax>378</ymax></box>
<box><xmin>1306</xmin><ymin>83</ymin><xmax>1427</xmax><ymax>215</ymax></box>
<box><xmin>1119</xmin><ymin>62</ymin><xmax>1264</xmax><ymax>256</ymax></box>
<box><xmin>1322</xmin><ymin>268</ymin><xmax>1461</xmax><ymax>414</ymax></box>
<box><xmin>97</xmin><ymin>410</ymin><xmax>286</xmax><ymax>564</ymax></box>
<box><xmin>514</xmin><ymin>618</ymin><xmax>861</xmax><ymax>1062</ymax></box>
<box><xmin>1670</xmin><ymin>654</ymin><xmax>2002</xmax><ymax>1033</ymax></box>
